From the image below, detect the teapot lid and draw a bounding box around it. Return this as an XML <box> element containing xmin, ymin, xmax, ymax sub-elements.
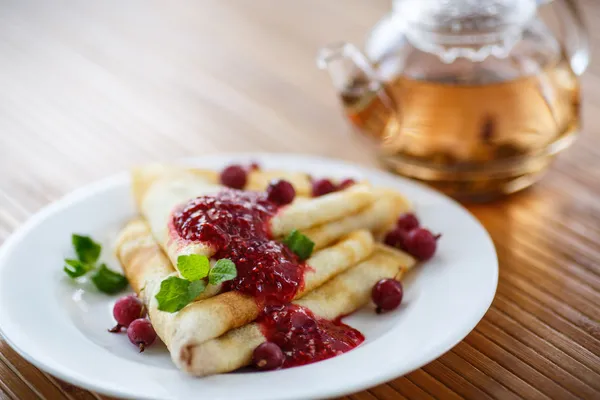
<box><xmin>393</xmin><ymin>0</ymin><xmax>538</xmax><ymax>62</ymax></box>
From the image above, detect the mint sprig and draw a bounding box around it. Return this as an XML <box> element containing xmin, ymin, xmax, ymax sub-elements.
<box><xmin>63</xmin><ymin>234</ymin><xmax>128</xmax><ymax>294</ymax></box>
<box><xmin>63</xmin><ymin>259</ymin><xmax>92</xmax><ymax>279</ymax></box>
<box><xmin>72</xmin><ymin>234</ymin><xmax>101</xmax><ymax>264</ymax></box>
<box><xmin>91</xmin><ymin>264</ymin><xmax>129</xmax><ymax>294</ymax></box>
<box><xmin>155</xmin><ymin>277</ymin><xmax>207</xmax><ymax>312</ymax></box>
<box><xmin>209</xmin><ymin>259</ymin><xmax>237</xmax><ymax>285</ymax></box>
<box><xmin>282</xmin><ymin>230</ymin><xmax>315</xmax><ymax>260</ymax></box>
<box><xmin>155</xmin><ymin>257</ymin><xmax>237</xmax><ymax>313</ymax></box>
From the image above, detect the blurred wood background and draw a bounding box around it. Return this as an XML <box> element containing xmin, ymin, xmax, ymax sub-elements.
<box><xmin>1</xmin><ymin>0</ymin><xmax>600</xmax><ymax>399</ymax></box>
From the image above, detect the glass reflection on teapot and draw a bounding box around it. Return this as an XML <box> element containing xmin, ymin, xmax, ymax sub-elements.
<box><xmin>318</xmin><ymin>0</ymin><xmax>589</xmax><ymax>201</ymax></box>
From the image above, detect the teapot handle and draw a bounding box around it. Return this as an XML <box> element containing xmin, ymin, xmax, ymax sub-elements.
<box><xmin>317</xmin><ymin>42</ymin><xmax>398</xmax><ymax>139</ymax></box>
<box><xmin>540</xmin><ymin>0</ymin><xmax>590</xmax><ymax>75</ymax></box>
<box><xmin>317</xmin><ymin>42</ymin><xmax>382</xmax><ymax>91</ymax></box>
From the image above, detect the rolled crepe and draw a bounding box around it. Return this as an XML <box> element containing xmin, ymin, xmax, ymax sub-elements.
<box><xmin>245</xmin><ymin>170</ymin><xmax>312</xmax><ymax>196</ymax></box>
<box><xmin>179</xmin><ymin>173</ymin><xmax>410</xmax><ymax>251</ymax></box>
<box><xmin>187</xmin><ymin>168</ymin><xmax>312</xmax><ymax>196</ymax></box>
<box><xmin>132</xmin><ymin>164</ymin><xmax>376</xmax><ymax>277</ymax></box>
<box><xmin>115</xmin><ymin>219</ymin><xmax>177</xmax><ymax>348</ymax></box>
<box><xmin>303</xmin><ymin>188</ymin><xmax>411</xmax><ymax>251</ymax></box>
<box><xmin>116</xmin><ymin>219</ymin><xmax>375</xmax><ymax>351</ymax></box>
<box><xmin>180</xmin><ymin>245</ymin><xmax>416</xmax><ymax>376</ymax></box>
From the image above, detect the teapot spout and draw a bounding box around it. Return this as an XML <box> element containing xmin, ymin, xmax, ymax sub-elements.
<box><xmin>317</xmin><ymin>42</ymin><xmax>380</xmax><ymax>92</ymax></box>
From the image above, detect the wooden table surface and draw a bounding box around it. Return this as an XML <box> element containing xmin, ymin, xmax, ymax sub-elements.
<box><xmin>1</xmin><ymin>1</ymin><xmax>600</xmax><ymax>399</ymax></box>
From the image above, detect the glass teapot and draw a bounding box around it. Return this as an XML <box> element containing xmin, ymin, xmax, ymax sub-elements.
<box><xmin>318</xmin><ymin>0</ymin><xmax>589</xmax><ymax>201</ymax></box>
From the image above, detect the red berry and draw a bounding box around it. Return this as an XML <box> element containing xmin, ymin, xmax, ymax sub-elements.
<box><xmin>338</xmin><ymin>178</ymin><xmax>356</xmax><ymax>190</ymax></box>
<box><xmin>220</xmin><ymin>165</ymin><xmax>247</xmax><ymax>189</ymax></box>
<box><xmin>249</xmin><ymin>162</ymin><xmax>260</xmax><ymax>171</ymax></box>
<box><xmin>109</xmin><ymin>295</ymin><xmax>146</xmax><ymax>332</ymax></box>
<box><xmin>253</xmin><ymin>342</ymin><xmax>285</xmax><ymax>371</ymax></box>
<box><xmin>127</xmin><ymin>318</ymin><xmax>157</xmax><ymax>352</ymax></box>
<box><xmin>267</xmin><ymin>179</ymin><xmax>296</xmax><ymax>205</ymax></box>
<box><xmin>396</xmin><ymin>213</ymin><xmax>419</xmax><ymax>231</ymax></box>
<box><xmin>312</xmin><ymin>179</ymin><xmax>336</xmax><ymax>197</ymax></box>
<box><xmin>404</xmin><ymin>228</ymin><xmax>439</xmax><ymax>261</ymax></box>
<box><xmin>372</xmin><ymin>279</ymin><xmax>403</xmax><ymax>313</ymax></box>
<box><xmin>290</xmin><ymin>310</ymin><xmax>317</xmax><ymax>332</ymax></box>
<box><xmin>384</xmin><ymin>228</ymin><xmax>408</xmax><ymax>250</ymax></box>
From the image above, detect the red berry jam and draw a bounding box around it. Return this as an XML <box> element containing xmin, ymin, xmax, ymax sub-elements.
<box><xmin>258</xmin><ymin>304</ymin><xmax>364</xmax><ymax>368</ymax></box>
<box><xmin>173</xmin><ymin>188</ymin><xmax>367</xmax><ymax>370</ymax></box>
<box><xmin>171</xmin><ymin>189</ymin><xmax>306</xmax><ymax>305</ymax></box>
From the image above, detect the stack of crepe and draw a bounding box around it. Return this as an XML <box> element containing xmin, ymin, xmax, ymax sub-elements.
<box><xmin>116</xmin><ymin>164</ymin><xmax>416</xmax><ymax>376</ymax></box>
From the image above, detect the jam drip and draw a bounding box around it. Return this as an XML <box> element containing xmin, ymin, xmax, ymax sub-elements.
<box><xmin>258</xmin><ymin>304</ymin><xmax>365</xmax><ymax>368</ymax></box>
<box><xmin>172</xmin><ymin>189</ymin><xmax>306</xmax><ymax>305</ymax></box>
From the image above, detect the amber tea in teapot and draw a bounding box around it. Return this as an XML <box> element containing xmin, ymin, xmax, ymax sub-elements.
<box><xmin>341</xmin><ymin>53</ymin><xmax>580</xmax><ymax>195</ymax></box>
<box><xmin>319</xmin><ymin>0</ymin><xmax>589</xmax><ymax>201</ymax></box>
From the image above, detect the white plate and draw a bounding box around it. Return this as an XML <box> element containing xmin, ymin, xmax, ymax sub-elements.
<box><xmin>0</xmin><ymin>154</ymin><xmax>497</xmax><ymax>400</ymax></box>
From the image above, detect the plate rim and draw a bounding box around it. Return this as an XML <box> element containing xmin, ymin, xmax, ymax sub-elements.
<box><xmin>0</xmin><ymin>152</ymin><xmax>498</xmax><ymax>400</ymax></box>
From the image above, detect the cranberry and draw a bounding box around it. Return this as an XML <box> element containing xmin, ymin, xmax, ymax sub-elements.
<box><xmin>396</xmin><ymin>213</ymin><xmax>419</xmax><ymax>232</ymax></box>
<box><xmin>384</xmin><ymin>228</ymin><xmax>408</xmax><ymax>250</ymax></box>
<box><xmin>127</xmin><ymin>318</ymin><xmax>157</xmax><ymax>352</ymax></box>
<box><xmin>267</xmin><ymin>179</ymin><xmax>296</xmax><ymax>205</ymax></box>
<box><xmin>249</xmin><ymin>162</ymin><xmax>261</xmax><ymax>171</ymax></box>
<box><xmin>404</xmin><ymin>228</ymin><xmax>439</xmax><ymax>261</ymax></box>
<box><xmin>372</xmin><ymin>279</ymin><xmax>403</xmax><ymax>313</ymax></box>
<box><xmin>312</xmin><ymin>179</ymin><xmax>336</xmax><ymax>197</ymax></box>
<box><xmin>109</xmin><ymin>295</ymin><xmax>146</xmax><ymax>332</ymax></box>
<box><xmin>220</xmin><ymin>165</ymin><xmax>247</xmax><ymax>189</ymax></box>
<box><xmin>338</xmin><ymin>178</ymin><xmax>356</xmax><ymax>190</ymax></box>
<box><xmin>253</xmin><ymin>342</ymin><xmax>285</xmax><ymax>371</ymax></box>
<box><xmin>290</xmin><ymin>311</ymin><xmax>317</xmax><ymax>332</ymax></box>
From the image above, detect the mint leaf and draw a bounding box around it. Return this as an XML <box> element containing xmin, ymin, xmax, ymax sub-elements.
<box><xmin>155</xmin><ymin>276</ymin><xmax>206</xmax><ymax>313</ymax></box>
<box><xmin>177</xmin><ymin>254</ymin><xmax>210</xmax><ymax>281</ymax></box>
<box><xmin>188</xmin><ymin>279</ymin><xmax>207</xmax><ymax>300</ymax></box>
<box><xmin>63</xmin><ymin>259</ymin><xmax>92</xmax><ymax>279</ymax></box>
<box><xmin>91</xmin><ymin>264</ymin><xmax>128</xmax><ymax>294</ymax></box>
<box><xmin>209</xmin><ymin>259</ymin><xmax>237</xmax><ymax>285</ymax></box>
<box><xmin>72</xmin><ymin>234</ymin><xmax>102</xmax><ymax>264</ymax></box>
<box><xmin>282</xmin><ymin>230</ymin><xmax>315</xmax><ymax>260</ymax></box>
<box><xmin>155</xmin><ymin>277</ymin><xmax>189</xmax><ymax>312</ymax></box>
